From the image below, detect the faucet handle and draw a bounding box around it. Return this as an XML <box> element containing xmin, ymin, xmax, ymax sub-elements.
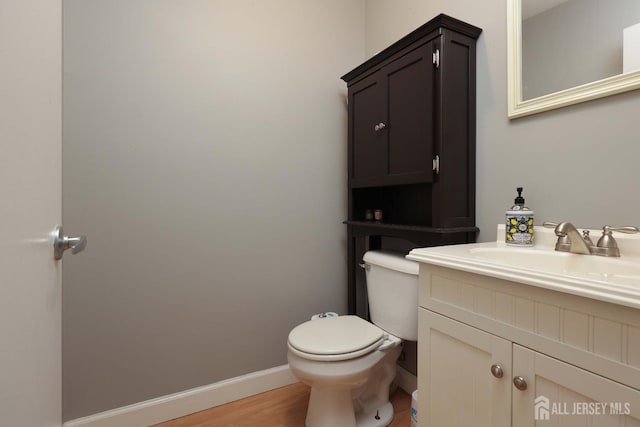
<box><xmin>542</xmin><ymin>221</ymin><xmax>572</xmax><ymax>252</ymax></box>
<box><xmin>595</xmin><ymin>225</ymin><xmax>640</xmax><ymax>257</ymax></box>
<box><xmin>543</xmin><ymin>221</ymin><xmax>570</xmax><ymax>240</ymax></box>
<box><xmin>602</xmin><ymin>225</ymin><xmax>640</xmax><ymax>235</ymax></box>
<box><xmin>543</xmin><ymin>222</ymin><xmax>559</xmax><ymax>232</ymax></box>
<box><xmin>597</xmin><ymin>225</ymin><xmax>639</xmax><ymax>248</ymax></box>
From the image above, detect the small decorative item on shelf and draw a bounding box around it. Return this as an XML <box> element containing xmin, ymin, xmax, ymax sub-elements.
<box><xmin>374</xmin><ymin>209</ymin><xmax>383</xmax><ymax>222</ymax></box>
<box><xmin>365</xmin><ymin>209</ymin><xmax>373</xmax><ymax>221</ymax></box>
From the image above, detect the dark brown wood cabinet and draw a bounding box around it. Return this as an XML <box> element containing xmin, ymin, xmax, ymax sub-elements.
<box><xmin>341</xmin><ymin>14</ymin><xmax>482</xmax><ymax>315</ymax></box>
<box><xmin>349</xmin><ymin>43</ymin><xmax>435</xmax><ymax>188</ymax></box>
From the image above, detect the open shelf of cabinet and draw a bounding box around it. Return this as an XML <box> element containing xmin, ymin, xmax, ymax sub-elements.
<box><xmin>344</xmin><ymin>221</ymin><xmax>478</xmax><ymax>242</ymax></box>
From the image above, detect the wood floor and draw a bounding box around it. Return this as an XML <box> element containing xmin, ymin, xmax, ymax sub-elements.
<box><xmin>154</xmin><ymin>382</ymin><xmax>412</xmax><ymax>427</ymax></box>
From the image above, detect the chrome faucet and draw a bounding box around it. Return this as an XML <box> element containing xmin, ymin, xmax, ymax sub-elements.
<box><xmin>543</xmin><ymin>222</ymin><xmax>639</xmax><ymax>257</ymax></box>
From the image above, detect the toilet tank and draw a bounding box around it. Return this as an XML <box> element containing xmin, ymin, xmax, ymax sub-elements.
<box><xmin>363</xmin><ymin>250</ymin><xmax>419</xmax><ymax>341</ymax></box>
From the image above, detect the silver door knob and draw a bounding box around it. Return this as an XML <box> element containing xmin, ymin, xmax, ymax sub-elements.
<box><xmin>490</xmin><ymin>364</ymin><xmax>503</xmax><ymax>378</ymax></box>
<box><xmin>374</xmin><ymin>122</ymin><xmax>386</xmax><ymax>131</ymax></box>
<box><xmin>53</xmin><ymin>225</ymin><xmax>87</xmax><ymax>260</ymax></box>
<box><xmin>513</xmin><ymin>376</ymin><xmax>528</xmax><ymax>390</ymax></box>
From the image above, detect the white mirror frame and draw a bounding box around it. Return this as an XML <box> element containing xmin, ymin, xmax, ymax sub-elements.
<box><xmin>507</xmin><ymin>0</ymin><xmax>640</xmax><ymax>119</ymax></box>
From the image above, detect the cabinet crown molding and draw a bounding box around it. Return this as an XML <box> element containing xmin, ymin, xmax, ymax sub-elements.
<box><xmin>341</xmin><ymin>13</ymin><xmax>482</xmax><ymax>84</ymax></box>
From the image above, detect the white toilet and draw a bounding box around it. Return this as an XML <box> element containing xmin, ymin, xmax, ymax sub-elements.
<box><xmin>287</xmin><ymin>250</ymin><xmax>419</xmax><ymax>427</ymax></box>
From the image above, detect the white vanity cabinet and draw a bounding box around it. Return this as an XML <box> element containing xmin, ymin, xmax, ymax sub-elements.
<box><xmin>416</xmin><ymin>264</ymin><xmax>640</xmax><ymax>427</ymax></box>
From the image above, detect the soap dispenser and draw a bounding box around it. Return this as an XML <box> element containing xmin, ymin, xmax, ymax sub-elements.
<box><xmin>505</xmin><ymin>187</ymin><xmax>534</xmax><ymax>246</ymax></box>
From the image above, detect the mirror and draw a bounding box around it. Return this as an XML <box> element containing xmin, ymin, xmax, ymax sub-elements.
<box><xmin>507</xmin><ymin>0</ymin><xmax>640</xmax><ymax>118</ymax></box>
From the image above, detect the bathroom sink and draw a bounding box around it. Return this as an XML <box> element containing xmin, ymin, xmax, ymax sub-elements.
<box><xmin>407</xmin><ymin>224</ymin><xmax>640</xmax><ymax>310</ymax></box>
<box><xmin>468</xmin><ymin>247</ymin><xmax>640</xmax><ymax>279</ymax></box>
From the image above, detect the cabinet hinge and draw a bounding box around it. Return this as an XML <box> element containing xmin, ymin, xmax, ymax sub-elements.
<box><xmin>432</xmin><ymin>49</ymin><xmax>440</xmax><ymax>68</ymax></box>
<box><xmin>432</xmin><ymin>155</ymin><xmax>440</xmax><ymax>174</ymax></box>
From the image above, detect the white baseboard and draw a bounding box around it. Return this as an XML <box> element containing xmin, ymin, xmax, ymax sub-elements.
<box><xmin>63</xmin><ymin>365</ymin><xmax>297</xmax><ymax>427</ymax></box>
<box><xmin>395</xmin><ymin>366</ymin><xmax>417</xmax><ymax>395</ymax></box>
<box><xmin>64</xmin><ymin>363</ymin><xmax>417</xmax><ymax>427</ymax></box>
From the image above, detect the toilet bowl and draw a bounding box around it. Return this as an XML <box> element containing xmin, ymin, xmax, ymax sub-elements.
<box><xmin>287</xmin><ymin>250</ymin><xmax>419</xmax><ymax>427</ymax></box>
<box><xmin>288</xmin><ymin>316</ymin><xmax>402</xmax><ymax>427</ymax></box>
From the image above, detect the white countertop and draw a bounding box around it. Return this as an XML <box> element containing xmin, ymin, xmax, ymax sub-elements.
<box><xmin>407</xmin><ymin>225</ymin><xmax>640</xmax><ymax>310</ymax></box>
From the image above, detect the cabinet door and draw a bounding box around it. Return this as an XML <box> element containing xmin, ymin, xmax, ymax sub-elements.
<box><xmin>349</xmin><ymin>72</ymin><xmax>387</xmax><ymax>184</ymax></box>
<box><xmin>512</xmin><ymin>344</ymin><xmax>640</xmax><ymax>426</ymax></box>
<box><xmin>348</xmin><ymin>43</ymin><xmax>435</xmax><ymax>188</ymax></box>
<box><xmin>418</xmin><ymin>309</ymin><xmax>511</xmax><ymax>427</ymax></box>
<box><xmin>385</xmin><ymin>43</ymin><xmax>434</xmax><ymax>183</ymax></box>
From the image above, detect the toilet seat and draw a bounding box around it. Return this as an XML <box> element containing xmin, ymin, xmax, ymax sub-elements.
<box><xmin>288</xmin><ymin>315</ymin><xmax>392</xmax><ymax>362</ymax></box>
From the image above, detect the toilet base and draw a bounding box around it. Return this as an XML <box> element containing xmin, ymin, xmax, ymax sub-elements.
<box><xmin>356</xmin><ymin>401</ymin><xmax>394</xmax><ymax>427</ymax></box>
<box><xmin>306</xmin><ymin>387</ymin><xmax>356</xmax><ymax>427</ymax></box>
<box><xmin>305</xmin><ymin>390</ymin><xmax>394</xmax><ymax>427</ymax></box>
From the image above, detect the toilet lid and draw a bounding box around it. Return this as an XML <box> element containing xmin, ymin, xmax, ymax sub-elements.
<box><xmin>288</xmin><ymin>315</ymin><xmax>386</xmax><ymax>356</ymax></box>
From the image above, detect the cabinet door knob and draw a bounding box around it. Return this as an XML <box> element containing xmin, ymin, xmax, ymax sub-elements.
<box><xmin>490</xmin><ymin>364</ymin><xmax>503</xmax><ymax>378</ymax></box>
<box><xmin>374</xmin><ymin>122</ymin><xmax>386</xmax><ymax>132</ymax></box>
<box><xmin>513</xmin><ymin>376</ymin><xmax>528</xmax><ymax>390</ymax></box>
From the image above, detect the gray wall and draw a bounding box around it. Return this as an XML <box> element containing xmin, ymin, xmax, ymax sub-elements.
<box><xmin>62</xmin><ymin>0</ymin><xmax>363</xmax><ymax>420</ymax></box>
<box><xmin>366</xmin><ymin>0</ymin><xmax>640</xmax><ymax>244</ymax></box>
<box><xmin>63</xmin><ymin>0</ymin><xmax>640</xmax><ymax>421</ymax></box>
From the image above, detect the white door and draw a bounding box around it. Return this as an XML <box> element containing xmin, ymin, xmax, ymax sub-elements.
<box><xmin>0</xmin><ymin>1</ymin><xmax>63</xmax><ymax>426</ymax></box>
